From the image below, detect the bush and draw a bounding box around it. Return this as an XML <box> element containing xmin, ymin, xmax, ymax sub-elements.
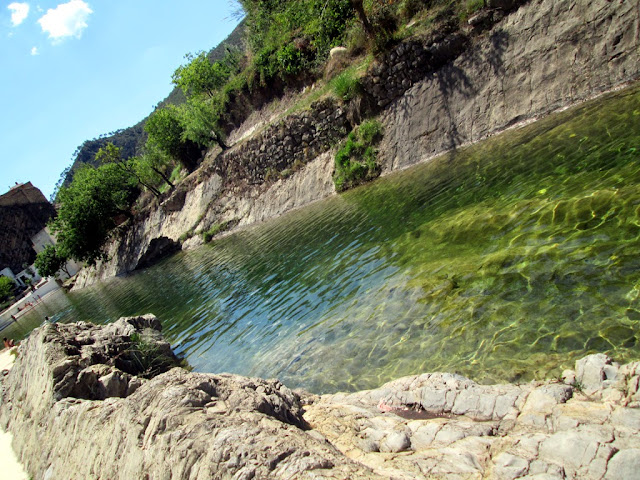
<box><xmin>121</xmin><ymin>333</ymin><xmax>178</xmax><ymax>379</ymax></box>
<box><xmin>331</xmin><ymin>70</ymin><xmax>362</xmax><ymax>101</ymax></box>
<box><xmin>0</xmin><ymin>276</ymin><xmax>15</xmax><ymax>301</ymax></box>
<box><xmin>333</xmin><ymin>119</ymin><xmax>383</xmax><ymax>191</ymax></box>
<box><xmin>145</xmin><ymin>106</ymin><xmax>202</xmax><ymax>171</ymax></box>
<box><xmin>399</xmin><ymin>0</ymin><xmax>430</xmax><ymax>20</ymax></box>
<box><xmin>202</xmin><ymin>220</ymin><xmax>232</xmax><ymax>242</ymax></box>
<box><xmin>359</xmin><ymin>118</ymin><xmax>383</xmax><ymax>143</ymax></box>
<box><xmin>276</xmin><ymin>44</ymin><xmax>309</xmax><ymax>77</ymax></box>
<box><xmin>241</xmin><ymin>0</ymin><xmax>354</xmax><ymax>84</ymax></box>
<box><xmin>178</xmin><ymin>96</ymin><xmax>224</xmax><ymax>148</ymax></box>
<box><xmin>344</xmin><ymin>21</ymin><xmax>369</xmax><ymax>56</ymax></box>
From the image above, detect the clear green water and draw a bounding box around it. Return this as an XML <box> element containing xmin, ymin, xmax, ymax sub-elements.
<box><xmin>9</xmin><ymin>85</ymin><xmax>640</xmax><ymax>393</ymax></box>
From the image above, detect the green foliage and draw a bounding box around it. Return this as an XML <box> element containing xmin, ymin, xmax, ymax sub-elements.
<box><xmin>172</xmin><ymin>51</ymin><xmax>235</xmax><ymax>98</ymax></box>
<box><xmin>0</xmin><ymin>276</ymin><xmax>15</xmax><ymax>301</ymax></box>
<box><xmin>96</xmin><ymin>143</ymin><xmax>164</xmax><ymax>197</ymax></box>
<box><xmin>140</xmin><ymin>144</ymin><xmax>176</xmax><ymax>190</ymax></box>
<box><xmin>366</xmin><ymin>0</ymin><xmax>399</xmax><ymax>52</ymax></box>
<box><xmin>202</xmin><ymin>220</ymin><xmax>232</xmax><ymax>242</ymax></box>
<box><xmin>94</xmin><ymin>141</ymin><xmax>121</xmax><ymax>164</ymax></box>
<box><xmin>169</xmin><ymin>164</ymin><xmax>184</xmax><ymax>184</ymax></box>
<box><xmin>398</xmin><ymin>0</ymin><xmax>430</xmax><ymax>20</ymax></box>
<box><xmin>570</xmin><ymin>380</ymin><xmax>584</xmax><ymax>393</ymax></box>
<box><xmin>145</xmin><ymin>106</ymin><xmax>185</xmax><ymax>159</ymax></box>
<box><xmin>129</xmin><ymin>156</ymin><xmax>162</xmax><ymax>191</ymax></box>
<box><xmin>50</xmin><ymin>163</ymin><xmax>138</xmax><ymax>265</ymax></box>
<box><xmin>34</xmin><ymin>245</ymin><xmax>68</xmax><ymax>278</ymax></box>
<box><xmin>344</xmin><ymin>19</ymin><xmax>369</xmax><ymax>55</ymax></box>
<box><xmin>331</xmin><ymin>70</ymin><xmax>362</xmax><ymax>101</ymax></box>
<box><xmin>179</xmin><ymin>230</ymin><xmax>194</xmax><ymax>243</ymax></box>
<box><xmin>145</xmin><ymin>106</ymin><xmax>202</xmax><ymax>171</ymax></box>
<box><xmin>178</xmin><ymin>96</ymin><xmax>227</xmax><ymax>148</ymax></box>
<box><xmin>276</xmin><ymin>44</ymin><xmax>308</xmax><ymax>77</ymax></box>
<box><xmin>358</xmin><ymin>118</ymin><xmax>382</xmax><ymax>143</ymax></box>
<box><xmin>240</xmin><ymin>0</ymin><xmax>354</xmax><ymax>84</ymax></box>
<box><xmin>463</xmin><ymin>0</ymin><xmax>485</xmax><ymax>16</ymax></box>
<box><xmin>334</xmin><ymin>119</ymin><xmax>383</xmax><ymax>191</ymax></box>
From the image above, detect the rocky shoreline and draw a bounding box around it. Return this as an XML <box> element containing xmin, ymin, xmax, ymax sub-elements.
<box><xmin>1</xmin><ymin>315</ymin><xmax>639</xmax><ymax>479</ymax></box>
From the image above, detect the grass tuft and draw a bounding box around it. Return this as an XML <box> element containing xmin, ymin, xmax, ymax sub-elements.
<box><xmin>333</xmin><ymin>119</ymin><xmax>383</xmax><ymax>191</ymax></box>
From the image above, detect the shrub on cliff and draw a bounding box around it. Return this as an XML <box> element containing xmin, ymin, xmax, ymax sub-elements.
<box><xmin>240</xmin><ymin>0</ymin><xmax>354</xmax><ymax>85</ymax></box>
<box><xmin>172</xmin><ymin>51</ymin><xmax>235</xmax><ymax>98</ymax></box>
<box><xmin>121</xmin><ymin>332</ymin><xmax>179</xmax><ymax>379</ymax></box>
<box><xmin>332</xmin><ymin>69</ymin><xmax>362</xmax><ymax>101</ymax></box>
<box><xmin>334</xmin><ymin>119</ymin><xmax>383</xmax><ymax>191</ymax></box>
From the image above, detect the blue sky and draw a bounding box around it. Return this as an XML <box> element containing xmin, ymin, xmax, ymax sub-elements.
<box><xmin>1</xmin><ymin>0</ymin><xmax>241</xmax><ymax>199</ymax></box>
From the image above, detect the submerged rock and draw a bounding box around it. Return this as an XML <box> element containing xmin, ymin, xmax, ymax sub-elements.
<box><xmin>2</xmin><ymin>315</ymin><xmax>640</xmax><ymax>479</ymax></box>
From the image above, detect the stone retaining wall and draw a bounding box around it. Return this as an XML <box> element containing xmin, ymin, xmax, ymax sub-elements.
<box><xmin>214</xmin><ymin>98</ymin><xmax>349</xmax><ymax>186</ymax></box>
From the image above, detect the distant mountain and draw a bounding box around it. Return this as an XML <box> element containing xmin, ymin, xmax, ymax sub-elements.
<box><xmin>57</xmin><ymin>20</ymin><xmax>246</xmax><ymax>193</ymax></box>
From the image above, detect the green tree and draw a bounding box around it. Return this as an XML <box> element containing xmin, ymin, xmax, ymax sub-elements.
<box><xmin>138</xmin><ymin>144</ymin><xmax>175</xmax><ymax>189</ymax></box>
<box><xmin>172</xmin><ymin>51</ymin><xmax>235</xmax><ymax>98</ymax></box>
<box><xmin>34</xmin><ymin>245</ymin><xmax>70</xmax><ymax>278</ymax></box>
<box><xmin>145</xmin><ymin>106</ymin><xmax>202</xmax><ymax>171</ymax></box>
<box><xmin>50</xmin><ymin>163</ymin><xmax>138</xmax><ymax>265</ymax></box>
<box><xmin>0</xmin><ymin>276</ymin><xmax>14</xmax><ymax>301</ymax></box>
<box><xmin>179</xmin><ymin>96</ymin><xmax>228</xmax><ymax>150</ymax></box>
<box><xmin>96</xmin><ymin>143</ymin><xmax>163</xmax><ymax>197</ymax></box>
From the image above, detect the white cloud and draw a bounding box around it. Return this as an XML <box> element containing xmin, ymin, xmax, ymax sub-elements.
<box><xmin>8</xmin><ymin>3</ymin><xmax>30</xmax><ymax>26</ymax></box>
<box><xmin>30</xmin><ymin>46</ymin><xmax>39</xmax><ymax>55</ymax></box>
<box><xmin>37</xmin><ymin>0</ymin><xmax>92</xmax><ymax>43</ymax></box>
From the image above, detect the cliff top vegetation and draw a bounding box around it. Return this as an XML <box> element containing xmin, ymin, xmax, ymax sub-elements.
<box><xmin>46</xmin><ymin>0</ymin><xmax>501</xmax><ymax>267</ymax></box>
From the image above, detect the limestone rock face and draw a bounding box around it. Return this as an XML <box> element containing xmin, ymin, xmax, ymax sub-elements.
<box><xmin>0</xmin><ymin>316</ymin><xmax>381</xmax><ymax>480</ymax></box>
<box><xmin>380</xmin><ymin>0</ymin><xmax>640</xmax><ymax>171</ymax></box>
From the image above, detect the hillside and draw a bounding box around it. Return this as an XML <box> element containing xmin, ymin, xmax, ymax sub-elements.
<box><xmin>55</xmin><ymin>20</ymin><xmax>246</xmax><ymax>194</ymax></box>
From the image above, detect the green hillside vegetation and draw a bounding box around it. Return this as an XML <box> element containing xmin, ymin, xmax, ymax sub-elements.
<box><xmin>52</xmin><ymin>21</ymin><xmax>247</xmax><ymax>199</ymax></box>
<box><xmin>46</xmin><ymin>0</ymin><xmax>495</xmax><ymax>268</ymax></box>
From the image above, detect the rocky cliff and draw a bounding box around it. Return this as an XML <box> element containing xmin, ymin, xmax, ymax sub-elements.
<box><xmin>73</xmin><ymin>0</ymin><xmax>640</xmax><ymax>289</ymax></box>
<box><xmin>2</xmin><ymin>316</ymin><xmax>640</xmax><ymax>479</ymax></box>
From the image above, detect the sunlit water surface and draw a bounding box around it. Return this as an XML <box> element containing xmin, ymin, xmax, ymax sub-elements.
<box><xmin>8</xmin><ymin>86</ymin><xmax>640</xmax><ymax>393</ymax></box>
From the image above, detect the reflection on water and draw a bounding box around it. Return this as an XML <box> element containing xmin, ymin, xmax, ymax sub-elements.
<box><xmin>9</xmin><ymin>85</ymin><xmax>640</xmax><ymax>393</ymax></box>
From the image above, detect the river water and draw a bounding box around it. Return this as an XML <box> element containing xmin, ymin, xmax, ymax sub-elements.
<box><xmin>7</xmin><ymin>85</ymin><xmax>640</xmax><ymax>394</ymax></box>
